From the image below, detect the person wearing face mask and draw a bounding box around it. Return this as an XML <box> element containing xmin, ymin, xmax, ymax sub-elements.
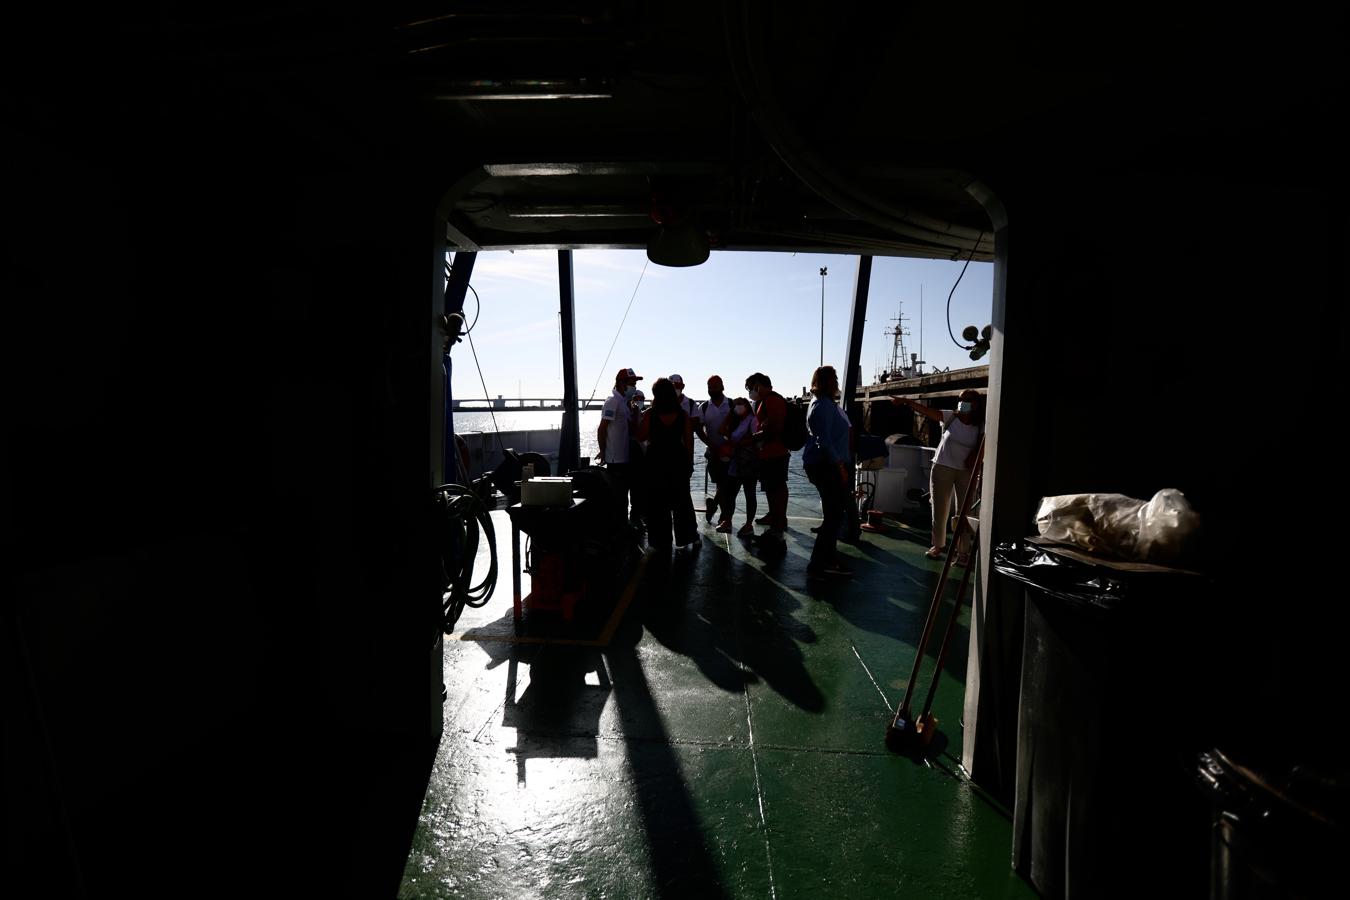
<box><xmin>810</xmin><ymin>385</ymin><xmax>859</xmax><ymax>543</ymax></box>
<box><xmin>714</xmin><ymin>397</ymin><xmax>759</xmax><ymax>536</ymax></box>
<box><xmin>744</xmin><ymin>372</ymin><xmax>790</xmax><ymax>544</ymax></box>
<box><xmin>598</xmin><ymin>367</ymin><xmax>643</xmax><ymax>526</ymax></box>
<box><xmin>637</xmin><ymin>377</ymin><xmax>699</xmax><ymax>553</ymax></box>
<box><xmin>891</xmin><ymin>389</ymin><xmax>985</xmax><ymax>563</ymax></box>
<box><xmin>668</xmin><ymin>374</ymin><xmax>702</xmax><ymax>461</ymax></box>
<box><xmin>804</xmin><ymin>366</ymin><xmax>853</xmax><ymax>578</ymax></box>
<box><xmin>697</xmin><ymin>375</ymin><xmax>733</xmax><ymax>523</ymax></box>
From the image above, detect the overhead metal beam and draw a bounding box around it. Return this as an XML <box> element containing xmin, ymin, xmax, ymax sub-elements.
<box><xmin>445</xmin><ymin>214</ymin><xmax>482</xmax><ymax>252</ymax></box>
<box><xmin>483</xmin><ymin>161</ymin><xmax>727</xmax><ymax>178</ymax></box>
<box><xmin>557</xmin><ymin>250</ymin><xmax>581</xmax><ymax>473</ymax></box>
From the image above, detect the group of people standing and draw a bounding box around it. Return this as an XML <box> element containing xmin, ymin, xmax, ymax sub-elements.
<box><xmin>596</xmin><ymin>365</ymin><xmax>985</xmax><ymax>578</ymax></box>
<box><xmin>597</xmin><ymin>368</ymin><xmax>788</xmax><ymax>554</ymax></box>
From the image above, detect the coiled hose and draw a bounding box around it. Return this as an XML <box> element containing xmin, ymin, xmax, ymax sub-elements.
<box><xmin>434</xmin><ymin>480</ymin><xmax>498</xmax><ymax>632</ymax></box>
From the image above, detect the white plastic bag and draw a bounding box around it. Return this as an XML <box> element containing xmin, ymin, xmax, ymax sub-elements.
<box><xmin>1136</xmin><ymin>488</ymin><xmax>1201</xmax><ymax>564</ymax></box>
<box><xmin>1035</xmin><ymin>489</ymin><xmax>1199</xmax><ymax>563</ymax></box>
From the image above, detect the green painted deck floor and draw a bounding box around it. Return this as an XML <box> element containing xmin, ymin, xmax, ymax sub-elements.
<box><xmin>399</xmin><ymin>498</ymin><xmax>1033</xmax><ymax>899</ymax></box>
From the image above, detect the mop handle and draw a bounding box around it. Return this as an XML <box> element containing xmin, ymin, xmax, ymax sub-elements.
<box><xmin>918</xmin><ymin>462</ymin><xmax>985</xmax><ymax>719</ymax></box>
<box><xmin>895</xmin><ymin>436</ymin><xmax>986</xmax><ymax>717</ymax></box>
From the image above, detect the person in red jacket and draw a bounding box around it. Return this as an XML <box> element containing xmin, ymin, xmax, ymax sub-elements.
<box><xmin>744</xmin><ymin>372</ymin><xmax>789</xmax><ymax>543</ymax></box>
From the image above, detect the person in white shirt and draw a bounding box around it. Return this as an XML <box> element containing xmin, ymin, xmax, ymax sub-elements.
<box><xmin>598</xmin><ymin>367</ymin><xmax>642</xmax><ymax>524</ymax></box>
<box><xmin>891</xmin><ymin>389</ymin><xmax>984</xmax><ymax>564</ymax></box>
<box><xmin>697</xmin><ymin>375</ymin><xmax>733</xmax><ymax>523</ymax></box>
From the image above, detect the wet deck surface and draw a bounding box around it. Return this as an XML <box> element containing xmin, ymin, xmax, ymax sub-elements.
<box><xmin>400</xmin><ymin>485</ymin><xmax>1031</xmax><ymax>899</ymax></box>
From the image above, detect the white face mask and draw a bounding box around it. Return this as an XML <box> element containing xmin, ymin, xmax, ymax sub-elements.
<box><xmin>674</xmin><ymin>386</ymin><xmax>684</xmax><ymax>398</ymax></box>
<box><xmin>957</xmin><ymin>401</ymin><xmax>973</xmax><ymax>414</ymax></box>
<box><xmin>624</xmin><ymin>385</ymin><xmax>636</xmax><ymax>399</ymax></box>
<box><xmin>735</xmin><ymin>405</ymin><xmax>749</xmax><ymax>416</ymax></box>
<box><xmin>748</xmin><ymin>388</ymin><xmax>760</xmax><ymax>403</ymax></box>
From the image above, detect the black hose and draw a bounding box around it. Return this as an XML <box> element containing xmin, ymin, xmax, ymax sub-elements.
<box><xmin>434</xmin><ymin>481</ymin><xmax>498</xmax><ymax>632</ymax></box>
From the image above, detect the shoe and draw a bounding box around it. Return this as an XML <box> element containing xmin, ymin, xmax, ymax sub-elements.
<box><xmin>810</xmin><ymin>525</ymin><xmax>822</xmax><ymax>534</ymax></box>
<box><xmin>737</xmin><ymin>523</ymin><xmax>755</xmax><ymax>538</ymax></box>
<box><xmin>705</xmin><ymin>500</ymin><xmax>717</xmax><ymax>523</ymax></box>
<box><xmin>756</xmin><ymin>515</ymin><xmax>771</xmax><ymax>524</ymax></box>
<box><xmin>756</xmin><ymin>528</ymin><xmax>786</xmax><ymax>543</ymax></box>
<box><xmin>715</xmin><ymin>520</ymin><xmax>733</xmax><ymax>534</ymax></box>
<box><xmin>924</xmin><ymin>545</ymin><xmax>946</xmax><ymax>560</ymax></box>
<box><xmin>953</xmin><ymin>552</ymin><xmax>970</xmax><ymax>567</ymax></box>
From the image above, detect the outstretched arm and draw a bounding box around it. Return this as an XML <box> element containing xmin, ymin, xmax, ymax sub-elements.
<box><xmin>890</xmin><ymin>395</ymin><xmax>944</xmax><ymax>422</ymax></box>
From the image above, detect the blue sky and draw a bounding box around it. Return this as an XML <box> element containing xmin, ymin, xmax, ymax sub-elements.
<box><xmin>453</xmin><ymin>249</ymin><xmax>993</xmax><ymax>402</ymax></box>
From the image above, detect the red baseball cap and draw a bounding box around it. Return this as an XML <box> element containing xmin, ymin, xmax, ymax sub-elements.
<box><xmin>615</xmin><ymin>367</ymin><xmax>643</xmax><ymax>383</ymax></box>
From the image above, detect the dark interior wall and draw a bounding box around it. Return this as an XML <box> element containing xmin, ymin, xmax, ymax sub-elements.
<box><xmin>4</xmin><ymin>16</ymin><xmax>448</xmax><ymax>896</ymax></box>
<box><xmin>979</xmin><ymin>93</ymin><xmax>1347</xmax><ymax>804</ymax></box>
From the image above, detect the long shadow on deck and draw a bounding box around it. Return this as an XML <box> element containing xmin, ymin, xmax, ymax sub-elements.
<box><xmin>638</xmin><ymin>544</ymin><xmax>826</xmax><ymax>714</ymax></box>
<box><xmin>809</xmin><ymin>544</ymin><xmax>973</xmax><ymax>683</ymax></box>
<box><xmin>447</xmin><ymin>563</ymin><xmax>735</xmax><ymax>898</ymax></box>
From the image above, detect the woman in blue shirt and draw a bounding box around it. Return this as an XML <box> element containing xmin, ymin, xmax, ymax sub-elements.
<box><xmin>804</xmin><ymin>366</ymin><xmax>853</xmax><ymax>578</ymax></box>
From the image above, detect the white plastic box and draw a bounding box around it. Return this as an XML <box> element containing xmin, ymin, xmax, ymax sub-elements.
<box><xmin>873</xmin><ymin>468</ymin><xmax>909</xmax><ymax>512</ymax></box>
<box><xmin>520</xmin><ymin>476</ymin><xmax>574</xmax><ymax>507</ymax></box>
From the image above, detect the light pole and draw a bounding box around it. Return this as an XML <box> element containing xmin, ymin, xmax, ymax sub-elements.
<box><xmin>819</xmin><ymin>266</ymin><xmax>827</xmax><ymax>367</ymax></box>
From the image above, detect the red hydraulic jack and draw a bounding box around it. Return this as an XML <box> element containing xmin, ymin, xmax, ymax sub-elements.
<box><xmin>886</xmin><ymin>438</ymin><xmax>985</xmax><ymax>755</ymax></box>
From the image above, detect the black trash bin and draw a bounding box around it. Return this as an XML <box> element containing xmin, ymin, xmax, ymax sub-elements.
<box><xmin>1195</xmin><ymin>748</ymin><xmax>1345</xmax><ymax>899</ymax></box>
<box><xmin>993</xmin><ymin>538</ymin><xmax>1213</xmax><ymax>899</ymax></box>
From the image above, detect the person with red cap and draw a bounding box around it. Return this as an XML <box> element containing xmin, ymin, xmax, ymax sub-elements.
<box><xmin>598</xmin><ymin>367</ymin><xmax>643</xmax><ymax>525</ymax></box>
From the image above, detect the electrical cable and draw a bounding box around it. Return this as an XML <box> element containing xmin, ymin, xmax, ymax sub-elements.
<box><xmin>465</xmin><ymin>327</ymin><xmax>507</xmax><ymax>454</ymax></box>
<box><xmin>945</xmin><ymin>231</ymin><xmax>986</xmax><ymax>349</ymax></box>
<box><xmin>434</xmin><ymin>481</ymin><xmax>498</xmax><ymax>632</ymax></box>
<box><xmin>585</xmin><ymin>258</ymin><xmax>649</xmax><ymax>406</ymax></box>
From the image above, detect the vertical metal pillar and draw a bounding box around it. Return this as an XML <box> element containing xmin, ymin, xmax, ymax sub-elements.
<box><xmin>444</xmin><ymin>251</ymin><xmax>476</xmax><ymax>483</ymax></box>
<box><xmin>820</xmin><ymin>266</ymin><xmax>827</xmax><ymax>367</ymax></box>
<box><xmin>842</xmin><ymin>255</ymin><xmax>873</xmax><ymax>417</ymax></box>
<box><xmin>557</xmin><ymin>250</ymin><xmax>581</xmax><ymax>473</ymax></box>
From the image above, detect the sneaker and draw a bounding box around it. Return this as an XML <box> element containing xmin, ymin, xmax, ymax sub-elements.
<box><xmin>705</xmin><ymin>499</ymin><xmax>717</xmax><ymax>523</ymax></box>
<box><xmin>715</xmin><ymin>520</ymin><xmax>733</xmax><ymax>534</ymax></box>
<box><xmin>737</xmin><ymin>523</ymin><xmax>755</xmax><ymax>538</ymax></box>
<box><xmin>755</xmin><ymin>515</ymin><xmax>771</xmax><ymax>524</ymax></box>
